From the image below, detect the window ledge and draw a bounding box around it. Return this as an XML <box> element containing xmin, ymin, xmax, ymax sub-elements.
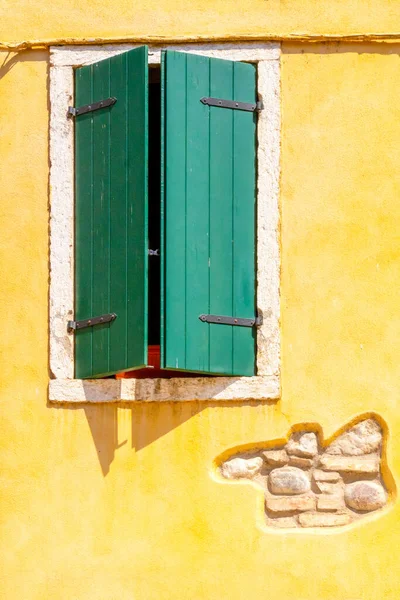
<box><xmin>49</xmin><ymin>375</ymin><xmax>280</xmax><ymax>403</ymax></box>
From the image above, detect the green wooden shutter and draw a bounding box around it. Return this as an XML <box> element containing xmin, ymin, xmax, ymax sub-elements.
<box><xmin>74</xmin><ymin>46</ymin><xmax>148</xmax><ymax>378</ymax></box>
<box><xmin>161</xmin><ymin>51</ymin><xmax>257</xmax><ymax>376</ymax></box>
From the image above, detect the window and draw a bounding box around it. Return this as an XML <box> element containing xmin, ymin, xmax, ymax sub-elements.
<box><xmin>73</xmin><ymin>46</ymin><xmax>257</xmax><ymax>379</ymax></box>
<box><xmin>49</xmin><ymin>43</ymin><xmax>281</xmax><ymax>402</ymax></box>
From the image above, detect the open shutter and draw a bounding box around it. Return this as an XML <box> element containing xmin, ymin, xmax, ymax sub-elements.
<box><xmin>161</xmin><ymin>51</ymin><xmax>257</xmax><ymax>376</ymax></box>
<box><xmin>74</xmin><ymin>46</ymin><xmax>148</xmax><ymax>378</ymax></box>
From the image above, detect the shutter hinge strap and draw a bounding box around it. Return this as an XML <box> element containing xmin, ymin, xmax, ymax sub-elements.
<box><xmin>68</xmin><ymin>97</ymin><xmax>117</xmax><ymax>118</ymax></box>
<box><xmin>200</xmin><ymin>97</ymin><xmax>263</xmax><ymax>112</ymax></box>
<box><xmin>68</xmin><ymin>312</ymin><xmax>117</xmax><ymax>332</ymax></box>
<box><xmin>199</xmin><ymin>313</ymin><xmax>263</xmax><ymax>328</ymax></box>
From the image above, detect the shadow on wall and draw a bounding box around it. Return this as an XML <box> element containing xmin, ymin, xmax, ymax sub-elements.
<box><xmin>0</xmin><ymin>50</ymin><xmax>44</xmax><ymax>80</ymax></box>
<box><xmin>48</xmin><ymin>402</ymin><xmax>205</xmax><ymax>476</ymax></box>
<box><xmin>50</xmin><ymin>399</ymin><xmax>275</xmax><ymax>476</ymax></box>
<box><xmin>83</xmin><ymin>402</ymin><xmax>207</xmax><ymax>475</ymax></box>
<box><xmin>83</xmin><ymin>405</ymin><xmax>120</xmax><ymax>476</ymax></box>
<box><xmin>83</xmin><ymin>399</ymin><xmax>275</xmax><ymax>475</ymax></box>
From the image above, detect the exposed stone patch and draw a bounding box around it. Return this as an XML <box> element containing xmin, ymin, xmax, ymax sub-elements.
<box><xmin>344</xmin><ymin>481</ymin><xmax>387</xmax><ymax>511</ymax></box>
<box><xmin>313</xmin><ymin>470</ymin><xmax>341</xmax><ymax>482</ymax></box>
<box><xmin>269</xmin><ymin>467</ymin><xmax>311</xmax><ymax>495</ymax></box>
<box><xmin>319</xmin><ymin>454</ymin><xmax>379</xmax><ymax>474</ymax></box>
<box><xmin>317</xmin><ymin>495</ymin><xmax>345</xmax><ymax>512</ymax></box>
<box><xmin>267</xmin><ymin>516</ymin><xmax>298</xmax><ymax>529</ymax></box>
<box><xmin>262</xmin><ymin>449</ymin><xmax>289</xmax><ymax>467</ymax></box>
<box><xmin>266</xmin><ymin>493</ymin><xmax>316</xmax><ymax>513</ymax></box>
<box><xmin>298</xmin><ymin>513</ymin><xmax>352</xmax><ymax>528</ymax></box>
<box><xmin>218</xmin><ymin>416</ymin><xmax>390</xmax><ymax>529</ymax></box>
<box><xmin>221</xmin><ymin>457</ymin><xmax>263</xmax><ymax>480</ymax></box>
<box><xmin>286</xmin><ymin>432</ymin><xmax>318</xmax><ymax>458</ymax></box>
<box><xmin>288</xmin><ymin>456</ymin><xmax>314</xmax><ymax>469</ymax></box>
<box><xmin>326</xmin><ymin>420</ymin><xmax>382</xmax><ymax>456</ymax></box>
<box><xmin>314</xmin><ymin>481</ymin><xmax>342</xmax><ymax>495</ymax></box>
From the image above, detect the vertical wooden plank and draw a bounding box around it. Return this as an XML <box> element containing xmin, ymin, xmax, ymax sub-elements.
<box><xmin>163</xmin><ymin>51</ymin><xmax>187</xmax><ymax>370</ymax></box>
<box><xmin>108</xmin><ymin>51</ymin><xmax>128</xmax><ymax>373</ymax></box>
<box><xmin>126</xmin><ymin>46</ymin><xmax>148</xmax><ymax>368</ymax></box>
<box><xmin>74</xmin><ymin>46</ymin><xmax>148</xmax><ymax>378</ymax></box>
<box><xmin>160</xmin><ymin>52</ymin><xmax>166</xmax><ymax>367</ymax></box>
<box><xmin>209</xmin><ymin>59</ymin><xmax>234</xmax><ymax>374</ymax></box>
<box><xmin>185</xmin><ymin>54</ymin><xmax>211</xmax><ymax>372</ymax></box>
<box><xmin>232</xmin><ymin>61</ymin><xmax>257</xmax><ymax>376</ymax></box>
<box><xmin>75</xmin><ymin>66</ymin><xmax>94</xmax><ymax>379</ymax></box>
<box><xmin>91</xmin><ymin>57</ymin><xmax>111</xmax><ymax>376</ymax></box>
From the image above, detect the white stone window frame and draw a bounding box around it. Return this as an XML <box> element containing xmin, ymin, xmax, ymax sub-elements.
<box><xmin>49</xmin><ymin>42</ymin><xmax>281</xmax><ymax>403</ymax></box>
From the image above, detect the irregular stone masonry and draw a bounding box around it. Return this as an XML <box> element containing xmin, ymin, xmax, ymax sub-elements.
<box><xmin>218</xmin><ymin>418</ymin><xmax>389</xmax><ymax>529</ymax></box>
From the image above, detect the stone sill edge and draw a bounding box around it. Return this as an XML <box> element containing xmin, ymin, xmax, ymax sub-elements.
<box><xmin>49</xmin><ymin>375</ymin><xmax>280</xmax><ymax>403</ymax></box>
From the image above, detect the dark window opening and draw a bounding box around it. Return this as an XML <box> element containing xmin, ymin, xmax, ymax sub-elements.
<box><xmin>148</xmin><ymin>68</ymin><xmax>161</xmax><ymax>348</ymax></box>
<box><xmin>117</xmin><ymin>67</ymin><xmax>202</xmax><ymax>379</ymax></box>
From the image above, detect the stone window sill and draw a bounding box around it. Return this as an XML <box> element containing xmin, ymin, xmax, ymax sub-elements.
<box><xmin>49</xmin><ymin>374</ymin><xmax>280</xmax><ymax>403</ymax></box>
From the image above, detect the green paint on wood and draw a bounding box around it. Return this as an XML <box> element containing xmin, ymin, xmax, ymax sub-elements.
<box><xmin>161</xmin><ymin>51</ymin><xmax>257</xmax><ymax>376</ymax></box>
<box><xmin>160</xmin><ymin>51</ymin><xmax>166</xmax><ymax>369</ymax></box>
<box><xmin>74</xmin><ymin>46</ymin><xmax>148</xmax><ymax>378</ymax></box>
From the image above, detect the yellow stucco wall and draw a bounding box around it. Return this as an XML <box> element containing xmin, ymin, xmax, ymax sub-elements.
<box><xmin>2</xmin><ymin>35</ymin><xmax>400</xmax><ymax>600</ymax></box>
<box><xmin>2</xmin><ymin>1</ymin><xmax>400</xmax><ymax>43</ymax></box>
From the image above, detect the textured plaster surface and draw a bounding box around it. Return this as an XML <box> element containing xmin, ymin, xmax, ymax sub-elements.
<box><xmin>49</xmin><ymin>43</ymin><xmax>281</xmax><ymax>402</ymax></box>
<box><xmin>3</xmin><ymin>0</ymin><xmax>400</xmax><ymax>45</ymax></box>
<box><xmin>4</xmin><ymin>43</ymin><xmax>400</xmax><ymax>600</ymax></box>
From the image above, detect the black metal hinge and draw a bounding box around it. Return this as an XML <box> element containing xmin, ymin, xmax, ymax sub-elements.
<box><xmin>67</xmin><ymin>312</ymin><xmax>117</xmax><ymax>332</ymax></box>
<box><xmin>199</xmin><ymin>313</ymin><xmax>263</xmax><ymax>328</ymax></box>
<box><xmin>68</xmin><ymin>97</ymin><xmax>117</xmax><ymax>118</ymax></box>
<box><xmin>200</xmin><ymin>97</ymin><xmax>263</xmax><ymax>113</ymax></box>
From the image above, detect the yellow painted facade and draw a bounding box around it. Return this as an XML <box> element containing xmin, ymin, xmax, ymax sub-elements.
<box><xmin>1</xmin><ymin>4</ymin><xmax>400</xmax><ymax>598</ymax></box>
<box><xmin>2</xmin><ymin>1</ymin><xmax>400</xmax><ymax>44</ymax></box>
